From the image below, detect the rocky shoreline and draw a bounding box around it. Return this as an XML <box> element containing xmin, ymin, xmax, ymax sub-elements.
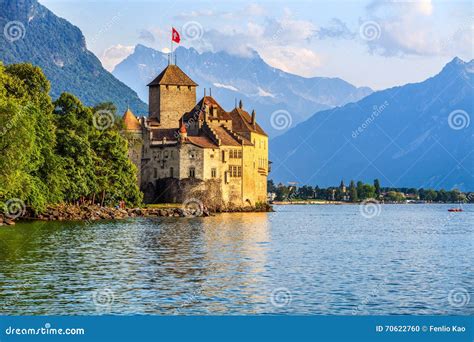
<box><xmin>0</xmin><ymin>203</ymin><xmax>273</xmax><ymax>226</ymax></box>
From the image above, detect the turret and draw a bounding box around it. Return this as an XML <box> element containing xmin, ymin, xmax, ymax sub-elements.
<box><xmin>179</xmin><ymin>120</ymin><xmax>187</xmax><ymax>142</ymax></box>
<box><xmin>122</xmin><ymin>108</ymin><xmax>142</xmax><ymax>132</ymax></box>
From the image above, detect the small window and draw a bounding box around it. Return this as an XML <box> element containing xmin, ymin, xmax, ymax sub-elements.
<box><xmin>237</xmin><ymin>150</ymin><xmax>242</xmax><ymax>158</ymax></box>
<box><xmin>229</xmin><ymin>150</ymin><xmax>233</xmax><ymax>159</ymax></box>
<box><xmin>170</xmin><ymin>167</ymin><xmax>174</xmax><ymax>178</ymax></box>
<box><xmin>164</xmin><ymin>150</ymin><xmax>169</xmax><ymax>158</ymax></box>
<box><xmin>154</xmin><ymin>168</ymin><xmax>158</xmax><ymax>179</ymax></box>
<box><xmin>211</xmin><ymin>168</ymin><xmax>216</xmax><ymax>178</ymax></box>
<box><xmin>237</xmin><ymin>166</ymin><xmax>242</xmax><ymax>177</ymax></box>
<box><xmin>190</xmin><ymin>151</ymin><xmax>196</xmax><ymax>159</ymax></box>
<box><xmin>210</xmin><ymin>153</ymin><xmax>214</xmax><ymax>159</ymax></box>
<box><xmin>189</xmin><ymin>167</ymin><xmax>195</xmax><ymax>178</ymax></box>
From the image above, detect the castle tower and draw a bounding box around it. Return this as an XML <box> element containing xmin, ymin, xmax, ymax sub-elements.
<box><xmin>147</xmin><ymin>65</ymin><xmax>198</xmax><ymax>128</ymax></box>
<box><xmin>122</xmin><ymin>108</ymin><xmax>143</xmax><ymax>184</ymax></box>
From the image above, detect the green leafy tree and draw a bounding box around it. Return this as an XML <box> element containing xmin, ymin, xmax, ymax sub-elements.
<box><xmin>424</xmin><ymin>189</ymin><xmax>437</xmax><ymax>201</ymax></box>
<box><xmin>349</xmin><ymin>180</ymin><xmax>358</xmax><ymax>202</ymax></box>
<box><xmin>267</xmin><ymin>179</ymin><xmax>277</xmax><ymax>193</ymax></box>
<box><xmin>359</xmin><ymin>184</ymin><xmax>376</xmax><ymax>200</ymax></box>
<box><xmin>385</xmin><ymin>191</ymin><xmax>405</xmax><ymax>202</ymax></box>
<box><xmin>374</xmin><ymin>179</ymin><xmax>381</xmax><ymax>198</ymax></box>
<box><xmin>53</xmin><ymin>93</ymin><xmax>97</xmax><ymax>203</ymax></box>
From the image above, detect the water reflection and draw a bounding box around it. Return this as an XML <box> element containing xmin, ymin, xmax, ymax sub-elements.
<box><xmin>0</xmin><ymin>205</ymin><xmax>472</xmax><ymax>315</ymax></box>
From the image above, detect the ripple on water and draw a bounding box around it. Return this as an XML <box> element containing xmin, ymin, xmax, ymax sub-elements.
<box><xmin>0</xmin><ymin>204</ymin><xmax>472</xmax><ymax>315</ymax></box>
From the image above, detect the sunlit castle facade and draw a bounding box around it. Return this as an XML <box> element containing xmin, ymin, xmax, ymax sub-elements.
<box><xmin>123</xmin><ymin>63</ymin><xmax>269</xmax><ymax>208</ymax></box>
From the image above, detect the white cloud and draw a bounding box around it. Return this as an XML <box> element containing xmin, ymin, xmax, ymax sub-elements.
<box><xmin>261</xmin><ymin>47</ymin><xmax>322</xmax><ymax>77</ymax></box>
<box><xmin>185</xmin><ymin>10</ymin><xmax>322</xmax><ymax>76</ymax></box>
<box><xmin>101</xmin><ymin>44</ymin><xmax>135</xmax><ymax>71</ymax></box>
<box><xmin>175</xmin><ymin>4</ymin><xmax>265</xmax><ymax>20</ymax></box>
<box><xmin>257</xmin><ymin>87</ymin><xmax>275</xmax><ymax>98</ymax></box>
<box><xmin>213</xmin><ymin>82</ymin><xmax>239</xmax><ymax>92</ymax></box>
<box><xmin>361</xmin><ymin>0</ymin><xmax>468</xmax><ymax>57</ymax></box>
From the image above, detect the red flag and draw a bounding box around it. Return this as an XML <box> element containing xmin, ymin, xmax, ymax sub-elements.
<box><xmin>172</xmin><ymin>27</ymin><xmax>180</xmax><ymax>44</ymax></box>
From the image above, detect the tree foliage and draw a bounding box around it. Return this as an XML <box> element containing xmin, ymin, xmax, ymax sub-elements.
<box><xmin>0</xmin><ymin>63</ymin><xmax>142</xmax><ymax>214</ymax></box>
<box><xmin>267</xmin><ymin>178</ymin><xmax>472</xmax><ymax>204</ymax></box>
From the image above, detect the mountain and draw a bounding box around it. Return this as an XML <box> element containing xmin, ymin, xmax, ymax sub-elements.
<box><xmin>0</xmin><ymin>0</ymin><xmax>147</xmax><ymax>114</ymax></box>
<box><xmin>113</xmin><ymin>44</ymin><xmax>372</xmax><ymax>136</ymax></box>
<box><xmin>270</xmin><ymin>57</ymin><xmax>474</xmax><ymax>191</ymax></box>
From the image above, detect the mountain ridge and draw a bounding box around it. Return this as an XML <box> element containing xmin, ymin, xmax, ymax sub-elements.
<box><xmin>113</xmin><ymin>44</ymin><xmax>373</xmax><ymax>136</ymax></box>
<box><xmin>0</xmin><ymin>0</ymin><xmax>147</xmax><ymax>114</ymax></box>
<box><xmin>270</xmin><ymin>57</ymin><xmax>474</xmax><ymax>190</ymax></box>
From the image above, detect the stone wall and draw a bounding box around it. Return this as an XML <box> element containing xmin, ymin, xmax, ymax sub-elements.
<box><xmin>149</xmin><ymin>85</ymin><xmax>196</xmax><ymax>128</ymax></box>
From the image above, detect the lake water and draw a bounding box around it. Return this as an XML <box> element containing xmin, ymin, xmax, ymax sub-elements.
<box><xmin>0</xmin><ymin>204</ymin><xmax>472</xmax><ymax>315</ymax></box>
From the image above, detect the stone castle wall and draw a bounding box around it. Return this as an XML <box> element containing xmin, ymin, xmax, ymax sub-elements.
<box><xmin>149</xmin><ymin>85</ymin><xmax>196</xmax><ymax>128</ymax></box>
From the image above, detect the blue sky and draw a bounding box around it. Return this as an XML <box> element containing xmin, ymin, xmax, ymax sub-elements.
<box><xmin>41</xmin><ymin>0</ymin><xmax>473</xmax><ymax>90</ymax></box>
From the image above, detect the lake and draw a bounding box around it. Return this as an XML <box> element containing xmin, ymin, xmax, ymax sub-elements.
<box><xmin>0</xmin><ymin>204</ymin><xmax>472</xmax><ymax>315</ymax></box>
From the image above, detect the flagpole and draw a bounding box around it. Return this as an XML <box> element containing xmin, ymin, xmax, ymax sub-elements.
<box><xmin>170</xmin><ymin>27</ymin><xmax>173</xmax><ymax>65</ymax></box>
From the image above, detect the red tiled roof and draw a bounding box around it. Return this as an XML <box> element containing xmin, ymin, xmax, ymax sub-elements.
<box><xmin>186</xmin><ymin>135</ymin><xmax>218</xmax><ymax>148</ymax></box>
<box><xmin>147</xmin><ymin>65</ymin><xmax>198</xmax><ymax>87</ymax></box>
<box><xmin>212</xmin><ymin>126</ymin><xmax>241</xmax><ymax>146</ymax></box>
<box><xmin>229</xmin><ymin>107</ymin><xmax>267</xmax><ymax>136</ymax></box>
<box><xmin>182</xmin><ymin>96</ymin><xmax>232</xmax><ymax>122</ymax></box>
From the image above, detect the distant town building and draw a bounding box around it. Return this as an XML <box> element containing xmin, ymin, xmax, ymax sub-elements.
<box><xmin>123</xmin><ymin>63</ymin><xmax>269</xmax><ymax>208</ymax></box>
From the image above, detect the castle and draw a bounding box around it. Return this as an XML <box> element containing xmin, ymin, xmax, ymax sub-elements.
<box><xmin>122</xmin><ymin>63</ymin><xmax>269</xmax><ymax>209</ymax></box>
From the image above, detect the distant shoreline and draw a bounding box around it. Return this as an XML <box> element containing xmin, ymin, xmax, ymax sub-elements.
<box><xmin>271</xmin><ymin>201</ymin><xmax>469</xmax><ymax>205</ymax></box>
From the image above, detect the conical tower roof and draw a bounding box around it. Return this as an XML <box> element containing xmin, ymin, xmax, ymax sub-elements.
<box><xmin>122</xmin><ymin>108</ymin><xmax>142</xmax><ymax>131</ymax></box>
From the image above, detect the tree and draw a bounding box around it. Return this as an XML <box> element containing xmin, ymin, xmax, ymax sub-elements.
<box><xmin>356</xmin><ymin>181</ymin><xmax>364</xmax><ymax>198</ymax></box>
<box><xmin>53</xmin><ymin>93</ymin><xmax>97</xmax><ymax>203</ymax></box>
<box><xmin>349</xmin><ymin>180</ymin><xmax>358</xmax><ymax>202</ymax></box>
<box><xmin>436</xmin><ymin>189</ymin><xmax>448</xmax><ymax>202</ymax></box>
<box><xmin>385</xmin><ymin>191</ymin><xmax>405</xmax><ymax>202</ymax></box>
<box><xmin>357</xmin><ymin>183</ymin><xmax>376</xmax><ymax>200</ymax></box>
<box><xmin>0</xmin><ymin>63</ymin><xmax>143</xmax><ymax>214</ymax></box>
<box><xmin>0</xmin><ymin>63</ymin><xmax>62</xmax><ymax>211</ymax></box>
<box><xmin>299</xmin><ymin>185</ymin><xmax>314</xmax><ymax>199</ymax></box>
<box><xmin>374</xmin><ymin>179</ymin><xmax>381</xmax><ymax>198</ymax></box>
<box><xmin>91</xmin><ymin>103</ymin><xmax>142</xmax><ymax>206</ymax></box>
<box><xmin>423</xmin><ymin>189</ymin><xmax>437</xmax><ymax>201</ymax></box>
<box><xmin>275</xmin><ymin>184</ymin><xmax>289</xmax><ymax>201</ymax></box>
<box><xmin>267</xmin><ymin>179</ymin><xmax>277</xmax><ymax>193</ymax></box>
